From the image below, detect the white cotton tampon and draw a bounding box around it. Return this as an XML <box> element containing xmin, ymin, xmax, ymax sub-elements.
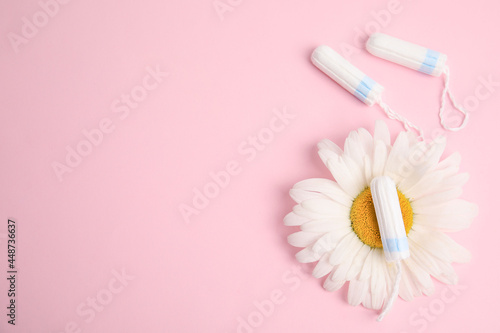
<box><xmin>366</xmin><ymin>33</ymin><xmax>447</xmax><ymax>77</ymax></box>
<box><xmin>311</xmin><ymin>45</ymin><xmax>384</xmax><ymax>106</ymax></box>
<box><xmin>370</xmin><ymin>176</ymin><xmax>409</xmax><ymax>321</ymax></box>
<box><xmin>370</xmin><ymin>176</ymin><xmax>409</xmax><ymax>262</ymax></box>
<box><xmin>366</xmin><ymin>33</ymin><xmax>469</xmax><ymax>132</ymax></box>
<box><xmin>311</xmin><ymin>45</ymin><xmax>423</xmax><ymax>137</ymax></box>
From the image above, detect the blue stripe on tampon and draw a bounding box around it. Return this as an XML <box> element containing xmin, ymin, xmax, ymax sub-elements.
<box><xmin>382</xmin><ymin>237</ymin><xmax>409</xmax><ymax>253</ymax></box>
<box><xmin>354</xmin><ymin>76</ymin><xmax>376</xmax><ymax>102</ymax></box>
<box><xmin>419</xmin><ymin>49</ymin><xmax>440</xmax><ymax>75</ymax></box>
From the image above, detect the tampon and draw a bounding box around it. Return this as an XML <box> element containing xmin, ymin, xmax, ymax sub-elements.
<box><xmin>370</xmin><ymin>176</ymin><xmax>409</xmax><ymax>321</ymax></box>
<box><xmin>366</xmin><ymin>33</ymin><xmax>469</xmax><ymax>131</ymax></box>
<box><xmin>311</xmin><ymin>46</ymin><xmax>423</xmax><ymax>138</ymax></box>
<box><xmin>366</xmin><ymin>33</ymin><xmax>447</xmax><ymax>77</ymax></box>
<box><xmin>311</xmin><ymin>45</ymin><xmax>384</xmax><ymax>106</ymax></box>
<box><xmin>370</xmin><ymin>176</ymin><xmax>409</xmax><ymax>263</ymax></box>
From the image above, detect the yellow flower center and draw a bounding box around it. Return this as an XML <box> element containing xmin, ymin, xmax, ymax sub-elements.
<box><xmin>350</xmin><ymin>187</ymin><xmax>413</xmax><ymax>248</ymax></box>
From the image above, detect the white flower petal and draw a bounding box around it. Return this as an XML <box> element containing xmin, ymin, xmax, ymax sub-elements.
<box><xmin>406</xmin><ymin>130</ymin><xmax>419</xmax><ymax>147</ymax></box>
<box><xmin>318</xmin><ymin>139</ymin><xmax>342</xmax><ymax>166</ymax></box>
<box><xmin>344</xmin><ymin>128</ymin><xmax>374</xmax><ymax>168</ymax></box>
<box><xmin>318</xmin><ymin>149</ymin><xmax>339</xmax><ymax>167</ymax></box>
<box><xmin>373</xmin><ymin>120</ymin><xmax>391</xmax><ymax>147</ymax></box>
<box><xmin>329</xmin><ymin>233</ymin><xmax>358</xmax><ymax>266</ymax></box>
<box><xmin>372</xmin><ymin>140</ymin><xmax>388</xmax><ymax>178</ymax></box>
<box><xmin>358</xmin><ymin>128</ymin><xmax>374</xmax><ymax>155</ymax></box>
<box><xmin>318</xmin><ymin>139</ymin><xmax>343</xmax><ymax>155</ymax></box>
<box><xmin>287</xmin><ymin>231</ymin><xmax>323</xmax><ymax>247</ymax></box>
<box><xmin>289</xmin><ymin>188</ymin><xmax>325</xmax><ymax>203</ymax></box>
<box><xmin>344</xmin><ymin>133</ymin><xmax>366</xmax><ymax>167</ymax></box>
<box><xmin>370</xmin><ymin>250</ymin><xmax>386</xmax><ymax>310</ymax></box>
<box><xmin>330</xmin><ymin>264</ymin><xmax>351</xmax><ymax>287</ymax></box>
<box><xmin>398</xmin><ymin>262</ymin><xmax>420</xmax><ymax>301</ymax></box>
<box><xmin>284</xmin><ymin>211</ymin><xmax>310</xmax><ymax>226</ymax></box>
<box><xmin>384</xmin><ymin>131</ymin><xmax>410</xmax><ymax>184</ymax></box>
<box><xmin>301</xmin><ymin>220</ymin><xmax>350</xmax><ymax>233</ymax></box>
<box><xmin>382</xmin><ymin>261</ymin><xmax>395</xmax><ymax>300</ymax></box>
<box><xmin>410</xmin><ymin>225</ymin><xmax>471</xmax><ymax>264</ymax></box>
<box><xmin>326</xmin><ymin>157</ymin><xmax>365</xmax><ymax>198</ymax></box>
<box><xmin>409</xmin><ymin>239</ymin><xmax>440</xmax><ymax>273</ymax></box>
<box><xmin>362</xmin><ymin>287</ymin><xmax>373</xmax><ymax>309</ymax></box>
<box><xmin>292</xmin><ymin>205</ymin><xmax>324</xmax><ymax>220</ymax></box>
<box><xmin>404</xmin><ymin>169</ymin><xmax>448</xmax><ymax>200</ymax></box>
<box><xmin>404</xmin><ymin>256</ymin><xmax>435</xmax><ymax>296</ymax></box>
<box><xmin>359</xmin><ymin>248</ymin><xmax>375</xmax><ymax>281</ymax></box>
<box><xmin>403</xmin><ymin>162</ymin><xmax>466</xmax><ymax>201</ymax></box>
<box><xmin>301</xmin><ymin>198</ymin><xmax>350</xmax><ymax>218</ymax></box>
<box><xmin>313</xmin><ymin>253</ymin><xmax>334</xmax><ymax>278</ymax></box>
<box><xmin>343</xmin><ymin>155</ymin><xmax>369</xmax><ymax>188</ymax></box>
<box><xmin>413</xmin><ymin>200</ymin><xmax>477</xmax><ymax>232</ymax></box>
<box><xmin>311</xmin><ymin>230</ymin><xmax>351</xmax><ymax>254</ymax></box>
<box><xmin>411</xmin><ymin>187</ymin><xmax>463</xmax><ymax>210</ymax></box>
<box><xmin>396</xmin><ymin>137</ymin><xmax>447</xmax><ymax>193</ymax></box>
<box><xmin>330</xmin><ymin>239</ymin><xmax>364</xmax><ymax>282</ymax></box>
<box><xmin>348</xmin><ymin>279</ymin><xmax>369</xmax><ymax>307</ymax></box>
<box><xmin>434</xmin><ymin>232</ymin><xmax>471</xmax><ymax>263</ymax></box>
<box><xmin>295</xmin><ymin>246</ymin><xmax>321</xmax><ymax>263</ymax></box>
<box><xmin>323</xmin><ymin>271</ymin><xmax>346</xmax><ymax>291</ymax></box>
<box><xmin>293</xmin><ymin>178</ymin><xmax>353</xmax><ymax>206</ymax></box>
<box><xmin>424</xmin><ymin>137</ymin><xmax>447</xmax><ymax>169</ymax></box>
<box><xmin>345</xmin><ymin>244</ymin><xmax>371</xmax><ymax>281</ymax></box>
<box><xmin>441</xmin><ymin>172</ymin><xmax>469</xmax><ymax>189</ymax></box>
<box><xmin>433</xmin><ymin>152</ymin><xmax>461</xmax><ymax>173</ymax></box>
<box><xmin>434</xmin><ymin>262</ymin><xmax>458</xmax><ymax>285</ymax></box>
<box><xmin>398</xmin><ymin>270</ymin><xmax>412</xmax><ymax>301</ymax></box>
<box><xmin>363</xmin><ymin>155</ymin><xmax>372</xmax><ymax>185</ymax></box>
<box><xmin>413</xmin><ymin>199</ymin><xmax>478</xmax><ymax>217</ymax></box>
<box><xmin>409</xmin><ymin>239</ymin><xmax>458</xmax><ymax>285</ymax></box>
<box><xmin>396</xmin><ymin>143</ymin><xmax>434</xmax><ymax>192</ymax></box>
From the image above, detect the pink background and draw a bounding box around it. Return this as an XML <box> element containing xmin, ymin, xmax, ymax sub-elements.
<box><xmin>1</xmin><ymin>0</ymin><xmax>499</xmax><ymax>332</ymax></box>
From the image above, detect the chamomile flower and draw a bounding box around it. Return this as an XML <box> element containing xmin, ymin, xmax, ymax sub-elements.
<box><xmin>284</xmin><ymin>121</ymin><xmax>477</xmax><ymax>311</ymax></box>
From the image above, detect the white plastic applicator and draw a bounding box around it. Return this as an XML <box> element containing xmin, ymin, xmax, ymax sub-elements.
<box><xmin>311</xmin><ymin>45</ymin><xmax>423</xmax><ymax>138</ymax></box>
<box><xmin>370</xmin><ymin>176</ymin><xmax>409</xmax><ymax>321</ymax></box>
<box><xmin>366</xmin><ymin>33</ymin><xmax>469</xmax><ymax>131</ymax></box>
<box><xmin>311</xmin><ymin>45</ymin><xmax>384</xmax><ymax>106</ymax></box>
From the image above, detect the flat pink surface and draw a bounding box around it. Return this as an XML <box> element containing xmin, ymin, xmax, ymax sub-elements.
<box><xmin>1</xmin><ymin>0</ymin><xmax>499</xmax><ymax>332</ymax></box>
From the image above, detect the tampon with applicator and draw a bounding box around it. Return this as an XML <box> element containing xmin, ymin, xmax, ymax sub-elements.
<box><xmin>366</xmin><ymin>33</ymin><xmax>469</xmax><ymax>131</ymax></box>
<box><xmin>311</xmin><ymin>45</ymin><xmax>423</xmax><ymax>138</ymax></box>
<box><xmin>371</xmin><ymin>176</ymin><xmax>409</xmax><ymax>321</ymax></box>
